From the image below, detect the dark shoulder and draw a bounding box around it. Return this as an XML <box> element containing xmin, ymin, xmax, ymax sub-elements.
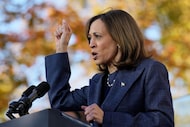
<box><xmin>137</xmin><ymin>58</ymin><xmax>168</xmax><ymax>72</ymax></box>
<box><xmin>91</xmin><ymin>72</ymin><xmax>105</xmax><ymax>81</ymax></box>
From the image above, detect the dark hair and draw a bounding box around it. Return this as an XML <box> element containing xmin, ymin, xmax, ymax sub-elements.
<box><xmin>86</xmin><ymin>9</ymin><xmax>149</xmax><ymax>71</ymax></box>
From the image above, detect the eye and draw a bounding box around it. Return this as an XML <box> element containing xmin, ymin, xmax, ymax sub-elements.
<box><xmin>87</xmin><ymin>36</ymin><xmax>91</xmax><ymax>43</ymax></box>
<box><xmin>94</xmin><ymin>34</ymin><xmax>101</xmax><ymax>39</ymax></box>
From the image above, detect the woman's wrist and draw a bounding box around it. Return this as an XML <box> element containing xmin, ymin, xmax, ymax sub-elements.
<box><xmin>56</xmin><ymin>46</ymin><xmax>67</xmax><ymax>53</ymax></box>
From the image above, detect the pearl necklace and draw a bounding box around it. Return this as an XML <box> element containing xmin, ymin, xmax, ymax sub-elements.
<box><xmin>107</xmin><ymin>74</ymin><xmax>116</xmax><ymax>87</ymax></box>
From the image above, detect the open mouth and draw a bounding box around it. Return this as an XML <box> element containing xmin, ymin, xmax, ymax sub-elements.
<box><xmin>92</xmin><ymin>52</ymin><xmax>98</xmax><ymax>60</ymax></box>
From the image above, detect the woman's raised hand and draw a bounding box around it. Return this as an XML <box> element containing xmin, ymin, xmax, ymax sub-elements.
<box><xmin>54</xmin><ymin>20</ymin><xmax>72</xmax><ymax>53</ymax></box>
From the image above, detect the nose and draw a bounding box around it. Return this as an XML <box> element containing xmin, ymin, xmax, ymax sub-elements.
<box><xmin>89</xmin><ymin>38</ymin><xmax>96</xmax><ymax>48</ymax></box>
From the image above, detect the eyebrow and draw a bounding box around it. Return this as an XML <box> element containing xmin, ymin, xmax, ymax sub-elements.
<box><xmin>88</xmin><ymin>32</ymin><xmax>102</xmax><ymax>36</ymax></box>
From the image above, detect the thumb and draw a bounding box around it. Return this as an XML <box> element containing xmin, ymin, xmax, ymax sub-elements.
<box><xmin>81</xmin><ymin>105</ymin><xmax>87</xmax><ymax>110</ymax></box>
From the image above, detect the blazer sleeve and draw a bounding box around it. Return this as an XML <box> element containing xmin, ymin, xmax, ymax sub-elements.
<box><xmin>102</xmin><ymin>61</ymin><xmax>174</xmax><ymax>127</ymax></box>
<box><xmin>45</xmin><ymin>53</ymin><xmax>88</xmax><ymax>111</ymax></box>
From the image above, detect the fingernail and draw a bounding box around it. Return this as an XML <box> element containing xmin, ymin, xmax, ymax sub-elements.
<box><xmin>62</xmin><ymin>20</ymin><xmax>66</xmax><ymax>23</ymax></box>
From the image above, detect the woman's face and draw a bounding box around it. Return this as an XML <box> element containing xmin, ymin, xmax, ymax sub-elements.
<box><xmin>88</xmin><ymin>19</ymin><xmax>120</xmax><ymax>65</ymax></box>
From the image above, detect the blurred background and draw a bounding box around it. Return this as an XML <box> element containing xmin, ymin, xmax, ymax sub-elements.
<box><xmin>0</xmin><ymin>0</ymin><xmax>190</xmax><ymax>126</ymax></box>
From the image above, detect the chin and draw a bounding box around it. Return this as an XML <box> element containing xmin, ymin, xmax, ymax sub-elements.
<box><xmin>94</xmin><ymin>60</ymin><xmax>102</xmax><ymax>65</ymax></box>
<box><xmin>94</xmin><ymin>61</ymin><xmax>107</xmax><ymax>66</ymax></box>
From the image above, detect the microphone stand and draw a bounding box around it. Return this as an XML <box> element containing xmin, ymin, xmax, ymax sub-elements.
<box><xmin>6</xmin><ymin>97</ymin><xmax>32</xmax><ymax>119</ymax></box>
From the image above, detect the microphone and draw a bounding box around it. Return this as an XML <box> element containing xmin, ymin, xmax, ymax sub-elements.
<box><xmin>22</xmin><ymin>85</ymin><xmax>36</xmax><ymax>97</ymax></box>
<box><xmin>6</xmin><ymin>81</ymin><xmax>50</xmax><ymax>119</ymax></box>
<box><xmin>17</xmin><ymin>81</ymin><xmax>50</xmax><ymax>116</ymax></box>
<box><xmin>6</xmin><ymin>85</ymin><xmax>36</xmax><ymax>119</ymax></box>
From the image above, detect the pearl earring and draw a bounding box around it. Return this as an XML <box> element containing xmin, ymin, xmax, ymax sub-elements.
<box><xmin>117</xmin><ymin>44</ymin><xmax>120</xmax><ymax>49</ymax></box>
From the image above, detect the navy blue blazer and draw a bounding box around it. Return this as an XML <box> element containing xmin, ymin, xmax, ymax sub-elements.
<box><xmin>45</xmin><ymin>53</ymin><xmax>174</xmax><ymax>127</ymax></box>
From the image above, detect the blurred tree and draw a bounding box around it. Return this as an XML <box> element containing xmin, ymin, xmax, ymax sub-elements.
<box><xmin>0</xmin><ymin>0</ymin><xmax>88</xmax><ymax>121</ymax></box>
<box><xmin>155</xmin><ymin>0</ymin><xmax>190</xmax><ymax>92</ymax></box>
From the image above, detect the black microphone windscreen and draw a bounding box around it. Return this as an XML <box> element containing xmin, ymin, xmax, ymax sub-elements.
<box><xmin>36</xmin><ymin>81</ymin><xmax>50</xmax><ymax>98</ymax></box>
<box><xmin>22</xmin><ymin>85</ymin><xmax>36</xmax><ymax>97</ymax></box>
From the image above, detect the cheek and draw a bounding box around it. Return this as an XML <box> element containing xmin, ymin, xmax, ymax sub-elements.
<box><xmin>100</xmin><ymin>40</ymin><xmax>117</xmax><ymax>51</ymax></box>
<box><xmin>97</xmin><ymin>38</ymin><xmax>118</xmax><ymax>60</ymax></box>
<box><xmin>102</xmin><ymin>45</ymin><xmax>118</xmax><ymax>60</ymax></box>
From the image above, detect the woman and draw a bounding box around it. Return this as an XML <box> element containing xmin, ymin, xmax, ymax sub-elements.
<box><xmin>45</xmin><ymin>9</ymin><xmax>174</xmax><ymax>127</ymax></box>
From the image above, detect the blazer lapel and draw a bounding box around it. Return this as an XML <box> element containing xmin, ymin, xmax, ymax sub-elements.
<box><xmin>88</xmin><ymin>74</ymin><xmax>104</xmax><ymax>106</ymax></box>
<box><xmin>101</xmin><ymin>68</ymin><xmax>145</xmax><ymax>111</ymax></box>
